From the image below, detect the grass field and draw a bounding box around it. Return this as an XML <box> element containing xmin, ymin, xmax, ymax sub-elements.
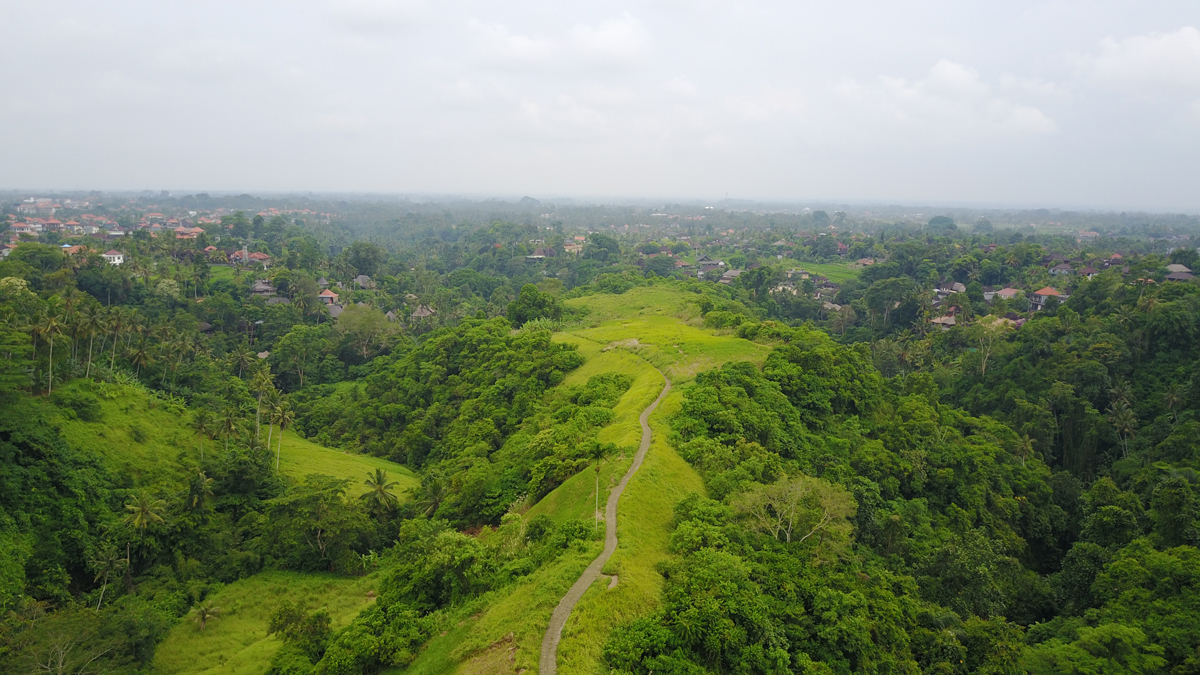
<box><xmin>208</xmin><ymin>265</ymin><xmax>238</xmax><ymax>282</ymax></box>
<box><xmin>55</xmin><ymin>381</ymin><xmax>417</xmax><ymax>497</ymax></box>
<box><xmin>152</xmin><ymin>571</ymin><xmax>379</xmax><ymax>675</ymax></box>
<box><xmin>778</xmin><ymin>259</ymin><xmax>860</xmax><ymax>283</ymax></box>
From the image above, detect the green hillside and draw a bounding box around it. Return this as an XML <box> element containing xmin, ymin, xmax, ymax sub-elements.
<box><xmin>55</xmin><ymin>380</ymin><xmax>417</xmax><ymax>497</ymax></box>
<box><xmin>152</xmin><ymin>572</ymin><xmax>379</xmax><ymax>675</ymax></box>
<box><xmin>391</xmin><ymin>286</ymin><xmax>769</xmax><ymax>675</ymax></box>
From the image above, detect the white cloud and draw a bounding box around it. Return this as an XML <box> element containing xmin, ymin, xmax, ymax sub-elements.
<box><xmin>1000</xmin><ymin>74</ymin><xmax>1064</xmax><ymax>98</ymax></box>
<box><xmin>727</xmin><ymin>86</ymin><xmax>805</xmax><ymax>122</ymax></box>
<box><xmin>152</xmin><ymin>39</ymin><xmax>251</xmax><ymax>76</ymax></box>
<box><xmin>1080</xmin><ymin>26</ymin><xmax>1200</xmax><ymax>88</ymax></box>
<box><xmin>662</xmin><ymin>76</ymin><xmax>698</xmax><ymax>97</ymax></box>
<box><xmin>576</xmin><ymin>82</ymin><xmax>637</xmax><ymax>105</ymax></box>
<box><xmin>470</xmin><ymin>20</ymin><xmax>557</xmax><ymax>65</ymax></box>
<box><xmin>836</xmin><ymin>60</ymin><xmax>1056</xmax><ymax>140</ymax></box>
<box><xmin>570</xmin><ymin>13</ymin><xmax>649</xmax><ymax>64</ymax></box>
<box><xmin>327</xmin><ymin>0</ymin><xmax>426</xmax><ymax>34</ymax></box>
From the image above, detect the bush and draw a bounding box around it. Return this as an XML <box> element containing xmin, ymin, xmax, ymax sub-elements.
<box><xmin>50</xmin><ymin>388</ymin><xmax>102</xmax><ymax>422</ymax></box>
<box><xmin>702</xmin><ymin>310</ymin><xmax>746</xmax><ymax>329</ymax></box>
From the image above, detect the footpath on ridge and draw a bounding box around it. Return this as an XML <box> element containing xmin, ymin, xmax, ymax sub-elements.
<box><xmin>538</xmin><ymin>369</ymin><xmax>671</xmax><ymax>675</ymax></box>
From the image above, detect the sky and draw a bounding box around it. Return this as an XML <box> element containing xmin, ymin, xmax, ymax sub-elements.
<box><xmin>3</xmin><ymin>1</ymin><xmax>1200</xmax><ymax>210</ymax></box>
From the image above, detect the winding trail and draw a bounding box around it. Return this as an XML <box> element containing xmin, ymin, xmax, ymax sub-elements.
<box><xmin>539</xmin><ymin>370</ymin><xmax>671</xmax><ymax>675</ymax></box>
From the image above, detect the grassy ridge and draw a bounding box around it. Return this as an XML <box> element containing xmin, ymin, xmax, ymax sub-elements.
<box><xmin>556</xmin><ymin>388</ymin><xmax>702</xmax><ymax>675</ymax></box>
<box><xmin>152</xmin><ymin>572</ymin><xmax>379</xmax><ymax>675</ymax></box>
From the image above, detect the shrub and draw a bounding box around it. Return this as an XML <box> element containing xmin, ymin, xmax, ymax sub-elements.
<box><xmin>50</xmin><ymin>388</ymin><xmax>103</xmax><ymax>422</ymax></box>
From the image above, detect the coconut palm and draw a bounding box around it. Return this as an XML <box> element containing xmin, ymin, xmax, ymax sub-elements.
<box><xmin>1164</xmin><ymin>384</ymin><xmax>1184</xmax><ymax>422</ymax></box>
<box><xmin>124</xmin><ymin>490</ymin><xmax>166</xmax><ymax>531</ymax></box>
<box><xmin>123</xmin><ymin>490</ymin><xmax>166</xmax><ymax>585</ymax></box>
<box><xmin>1109</xmin><ymin>379</ymin><xmax>1133</xmax><ymax>407</ymax></box>
<box><xmin>415</xmin><ymin>475</ymin><xmax>447</xmax><ymax>518</ymax></box>
<box><xmin>361</xmin><ymin>468</ymin><xmax>399</xmax><ymax>517</ymax></box>
<box><xmin>250</xmin><ymin>367</ymin><xmax>275</xmax><ymax>440</ymax></box>
<box><xmin>1107</xmin><ymin>400</ymin><xmax>1137</xmax><ymax>458</ymax></box>
<box><xmin>193</xmin><ymin>408</ymin><xmax>213</xmax><ymax>462</ymax></box>
<box><xmin>107</xmin><ymin>308</ymin><xmax>128</xmax><ymax>370</ymax></box>
<box><xmin>89</xmin><ymin>543</ymin><xmax>126</xmax><ymax>610</ymax></box>
<box><xmin>79</xmin><ymin>304</ymin><xmax>105</xmax><ymax>379</ymax></box>
<box><xmin>218</xmin><ymin>406</ymin><xmax>242</xmax><ymax>453</ymax></box>
<box><xmin>264</xmin><ymin>389</ymin><xmax>282</xmax><ymax>449</ymax></box>
<box><xmin>230</xmin><ymin>343</ymin><xmax>256</xmax><ymax>379</ymax></box>
<box><xmin>190</xmin><ymin>604</ymin><xmax>220</xmax><ymax>631</ymax></box>
<box><xmin>127</xmin><ymin>336</ymin><xmax>153</xmax><ymax>378</ymax></box>
<box><xmin>1016</xmin><ymin>434</ymin><xmax>1035</xmax><ymax>467</ymax></box>
<box><xmin>187</xmin><ymin>471</ymin><xmax>214</xmax><ymax>513</ymax></box>
<box><xmin>274</xmin><ymin>403</ymin><xmax>295</xmax><ymax>473</ymax></box>
<box><xmin>34</xmin><ymin>309</ymin><xmax>64</xmax><ymax>394</ymax></box>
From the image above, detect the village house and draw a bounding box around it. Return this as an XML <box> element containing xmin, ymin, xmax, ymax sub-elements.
<box><xmin>318</xmin><ymin>289</ymin><xmax>339</xmax><ymax>305</ymax></box>
<box><xmin>1031</xmin><ymin>286</ymin><xmax>1067</xmax><ymax>310</ymax></box>
<box><xmin>102</xmin><ymin>250</ymin><xmax>124</xmax><ymax>265</ymax></box>
<box><xmin>1049</xmin><ymin>263</ymin><xmax>1074</xmax><ymax>276</ymax></box>
<box><xmin>718</xmin><ymin>269</ymin><xmax>743</xmax><ymax>285</ymax></box>
<box><xmin>930</xmin><ymin>315</ymin><xmax>957</xmax><ymax>330</ymax></box>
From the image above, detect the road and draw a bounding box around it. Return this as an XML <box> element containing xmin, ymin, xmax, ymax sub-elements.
<box><xmin>538</xmin><ymin>371</ymin><xmax>671</xmax><ymax>675</ymax></box>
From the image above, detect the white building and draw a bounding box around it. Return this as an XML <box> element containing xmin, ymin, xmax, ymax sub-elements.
<box><xmin>102</xmin><ymin>249</ymin><xmax>124</xmax><ymax>265</ymax></box>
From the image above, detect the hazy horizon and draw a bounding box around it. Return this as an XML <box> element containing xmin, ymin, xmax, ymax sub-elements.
<box><xmin>3</xmin><ymin>1</ymin><xmax>1200</xmax><ymax>210</ymax></box>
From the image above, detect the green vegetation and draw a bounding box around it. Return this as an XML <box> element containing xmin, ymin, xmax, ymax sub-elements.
<box><xmin>10</xmin><ymin>200</ymin><xmax>1200</xmax><ymax>675</ymax></box>
<box><xmin>152</xmin><ymin>572</ymin><xmax>378</xmax><ymax>675</ymax></box>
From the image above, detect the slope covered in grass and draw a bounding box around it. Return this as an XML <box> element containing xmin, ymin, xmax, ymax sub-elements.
<box><xmin>54</xmin><ymin>381</ymin><xmax>417</xmax><ymax>497</ymax></box>
<box><xmin>151</xmin><ymin>571</ymin><xmax>379</xmax><ymax>675</ymax></box>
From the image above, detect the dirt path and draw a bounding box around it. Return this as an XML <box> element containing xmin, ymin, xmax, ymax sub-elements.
<box><xmin>538</xmin><ymin>371</ymin><xmax>671</xmax><ymax>675</ymax></box>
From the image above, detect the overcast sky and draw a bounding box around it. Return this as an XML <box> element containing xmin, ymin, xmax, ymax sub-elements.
<box><xmin>3</xmin><ymin>1</ymin><xmax>1200</xmax><ymax>209</ymax></box>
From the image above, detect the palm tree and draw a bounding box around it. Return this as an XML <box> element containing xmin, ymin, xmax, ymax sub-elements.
<box><xmin>361</xmin><ymin>468</ymin><xmax>399</xmax><ymax>517</ymax></box>
<box><xmin>415</xmin><ymin>475</ymin><xmax>447</xmax><ymax>518</ymax></box>
<box><xmin>1109</xmin><ymin>379</ymin><xmax>1133</xmax><ymax>407</ymax></box>
<box><xmin>124</xmin><ymin>490</ymin><xmax>167</xmax><ymax>530</ymax></box>
<box><xmin>1016</xmin><ymin>434</ymin><xmax>1035</xmax><ymax>467</ymax></box>
<box><xmin>230</xmin><ymin>343</ymin><xmax>256</xmax><ymax>379</ymax></box>
<box><xmin>218</xmin><ymin>407</ymin><xmax>242</xmax><ymax>453</ymax></box>
<box><xmin>34</xmin><ymin>309</ymin><xmax>64</xmax><ymax>394</ymax></box>
<box><xmin>1107</xmin><ymin>400</ymin><xmax>1137</xmax><ymax>458</ymax></box>
<box><xmin>187</xmin><ymin>471</ymin><xmax>214</xmax><ymax>513</ymax></box>
<box><xmin>123</xmin><ymin>490</ymin><xmax>166</xmax><ymax>586</ymax></box>
<box><xmin>1164</xmin><ymin>384</ymin><xmax>1183</xmax><ymax>422</ymax></box>
<box><xmin>89</xmin><ymin>543</ymin><xmax>127</xmax><ymax>610</ymax></box>
<box><xmin>831</xmin><ymin>306</ymin><xmax>857</xmax><ymax>336</ymax></box>
<box><xmin>292</xmin><ymin>292</ymin><xmax>313</xmax><ymax>316</ymax></box>
<box><xmin>264</xmin><ymin>389</ymin><xmax>282</xmax><ymax>449</ymax></box>
<box><xmin>250</xmin><ymin>367</ymin><xmax>275</xmax><ymax>440</ymax></box>
<box><xmin>127</xmin><ymin>336</ymin><xmax>152</xmax><ymax>378</ymax></box>
<box><xmin>193</xmin><ymin>408</ymin><xmax>213</xmax><ymax>462</ymax></box>
<box><xmin>275</xmin><ymin>404</ymin><xmax>295</xmax><ymax>473</ymax></box>
<box><xmin>107</xmin><ymin>308</ymin><xmax>128</xmax><ymax>371</ymax></box>
<box><xmin>79</xmin><ymin>304</ymin><xmax>105</xmax><ymax>379</ymax></box>
<box><xmin>190</xmin><ymin>604</ymin><xmax>220</xmax><ymax>631</ymax></box>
